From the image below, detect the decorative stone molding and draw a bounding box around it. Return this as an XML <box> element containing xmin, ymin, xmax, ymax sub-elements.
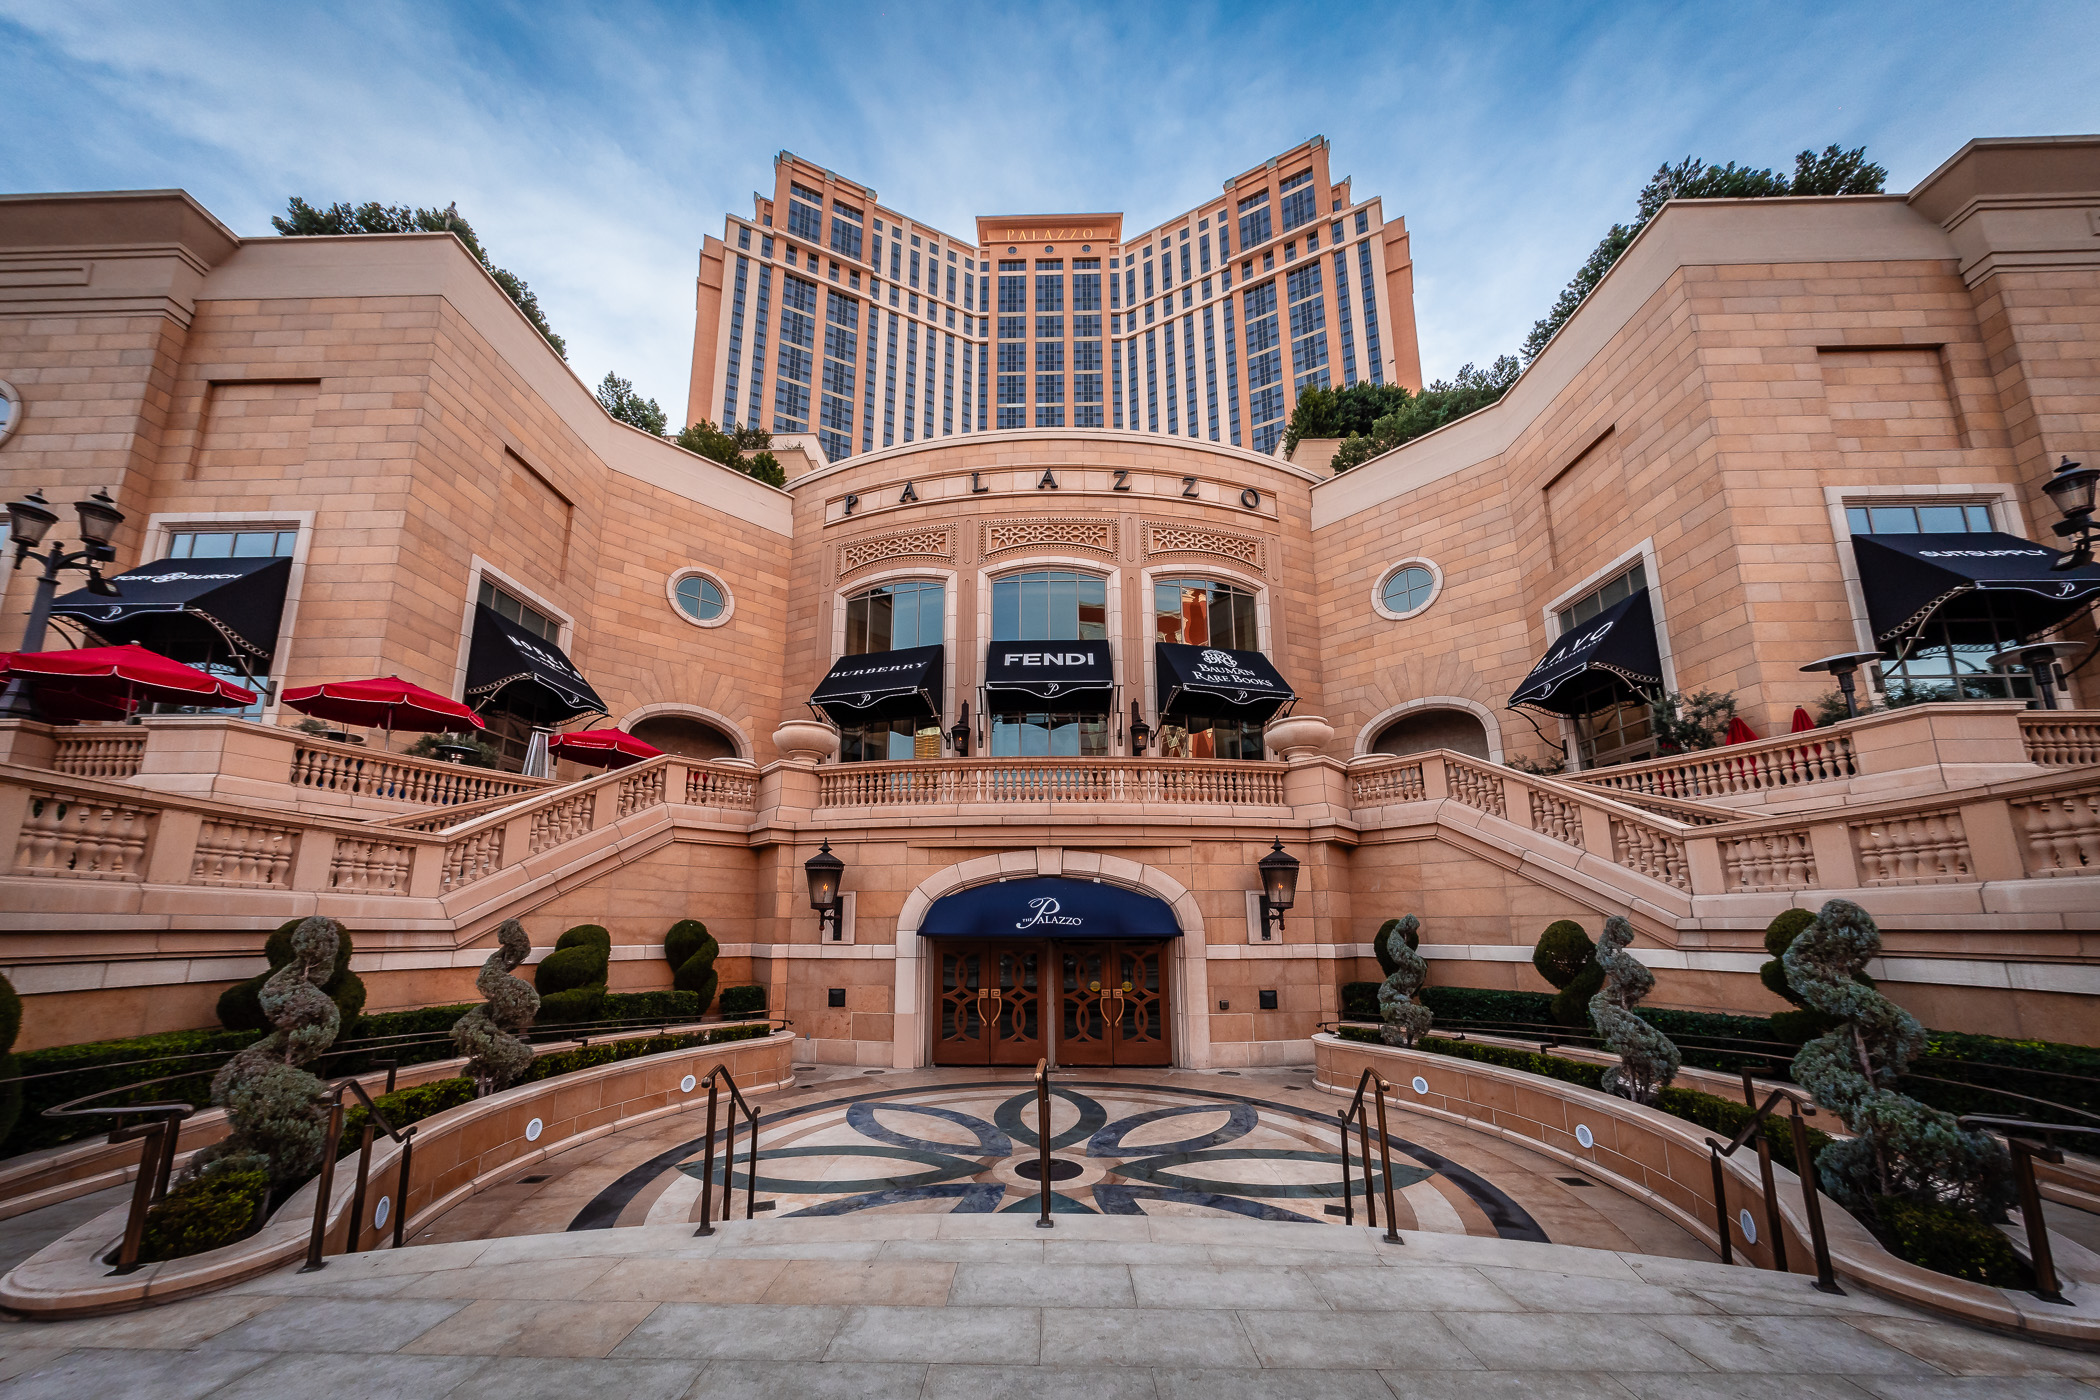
<box><xmin>981</xmin><ymin>517</ymin><xmax>1117</xmax><ymax>559</ymax></box>
<box><xmin>837</xmin><ymin>526</ymin><xmax>953</xmax><ymax>580</ymax></box>
<box><xmin>1143</xmin><ymin>520</ymin><xmax>1264</xmax><ymax>572</ymax></box>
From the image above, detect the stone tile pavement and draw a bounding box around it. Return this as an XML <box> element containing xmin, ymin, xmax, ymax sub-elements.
<box><xmin>0</xmin><ymin>1215</ymin><xmax>2093</xmax><ymax>1398</ymax></box>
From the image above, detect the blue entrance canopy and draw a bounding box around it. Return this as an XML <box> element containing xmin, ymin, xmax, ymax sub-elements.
<box><xmin>919</xmin><ymin>876</ymin><xmax>1181</xmax><ymax>941</ymax></box>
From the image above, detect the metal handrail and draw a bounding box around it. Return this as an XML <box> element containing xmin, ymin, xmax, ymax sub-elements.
<box><xmin>40</xmin><ymin>1087</ymin><xmax>197</xmax><ymax>1276</ymax></box>
<box><xmin>1956</xmin><ymin>1115</ymin><xmax>2100</xmax><ymax>1305</ymax></box>
<box><xmin>303</xmin><ymin>1071</ymin><xmax>415</xmax><ymax>1271</ymax></box>
<box><xmin>1034</xmin><ymin>1058</ymin><xmax>1054</xmax><ymax>1230</ymax></box>
<box><xmin>1703</xmin><ymin>1081</ymin><xmax>1841</xmax><ymax>1294</ymax></box>
<box><xmin>693</xmin><ymin>1063</ymin><xmax>763</xmax><ymax>1236</ymax></box>
<box><xmin>1334</xmin><ymin>1067</ymin><xmax>1403</xmax><ymax>1244</ymax></box>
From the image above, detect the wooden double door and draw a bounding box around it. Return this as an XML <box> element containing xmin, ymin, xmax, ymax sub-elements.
<box><xmin>934</xmin><ymin>940</ymin><xmax>1170</xmax><ymax>1067</ymax></box>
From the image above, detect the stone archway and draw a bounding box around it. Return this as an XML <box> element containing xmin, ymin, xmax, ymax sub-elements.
<box><xmin>618</xmin><ymin>702</ymin><xmax>753</xmax><ymax>762</ymax></box>
<box><xmin>1359</xmin><ymin>696</ymin><xmax>1502</xmax><ymax>762</ymax></box>
<box><xmin>894</xmin><ymin>849</ymin><xmax>1210</xmax><ymax>1070</ymax></box>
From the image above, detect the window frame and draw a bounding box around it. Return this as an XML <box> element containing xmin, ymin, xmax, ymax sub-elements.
<box><xmin>0</xmin><ymin>378</ymin><xmax>21</xmax><ymax>449</ymax></box>
<box><xmin>126</xmin><ymin>509</ymin><xmax>315</xmax><ymax>721</ymax></box>
<box><xmin>1371</xmin><ymin>558</ymin><xmax>1443</xmax><ymax>621</ymax></box>
<box><xmin>666</xmin><ymin>566</ymin><xmax>736</xmax><ymax>629</ymax></box>
<box><xmin>1538</xmin><ymin>539</ymin><xmax>1675</xmax><ymax>773</ymax></box>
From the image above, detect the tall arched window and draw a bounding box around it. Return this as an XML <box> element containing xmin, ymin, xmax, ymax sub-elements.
<box><xmin>989</xmin><ymin>570</ymin><xmax>1110</xmax><ymax>756</ymax></box>
<box><xmin>839</xmin><ymin>579</ymin><xmax>945</xmax><ymax>762</ymax></box>
<box><xmin>1154</xmin><ymin>577</ymin><xmax>1262</xmax><ymax>759</ymax></box>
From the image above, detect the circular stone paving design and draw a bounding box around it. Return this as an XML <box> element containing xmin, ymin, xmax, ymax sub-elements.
<box><xmin>568</xmin><ymin>1077</ymin><xmax>1547</xmax><ymax>1237</ymax></box>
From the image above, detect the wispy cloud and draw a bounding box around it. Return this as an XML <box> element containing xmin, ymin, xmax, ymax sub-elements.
<box><xmin>2</xmin><ymin>0</ymin><xmax>2095</xmax><ymax>417</ymax></box>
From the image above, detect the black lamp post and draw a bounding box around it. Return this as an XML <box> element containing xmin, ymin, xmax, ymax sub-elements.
<box><xmin>2</xmin><ymin>487</ymin><xmax>126</xmax><ymax>719</ymax></box>
<box><xmin>2042</xmin><ymin>455</ymin><xmax>2100</xmax><ymax>571</ymax></box>
<box><xmin>1800</xmin><ymin>651</ymin><xmax>1885</xmax><ymax>720</ymax></box>
<box><xmin>947</xmin><ymin>701</ymin><xmax>971</xmax><ymax>757</ymax></box>
<box><xmin>1989</xmin><ymin>641</ymin><xmax>2083</xmax><ymax>711</ymax></box>
<box><xmin>805</xmin><ymin>839</ymin><xmax>845</xmax><ymax>941</ymax></box>
<box><xmin>1256</xmin><ymin>837</ymin><xmax>1300</xmax><ymax>942</ymax></box>
<box><xmin>1128</xmin><ymin>700</ymin><xmax>1152</xmax><ymax>755</ymax></box>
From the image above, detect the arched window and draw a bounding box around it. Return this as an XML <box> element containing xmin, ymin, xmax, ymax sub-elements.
<box><xmin>1371</xmin><ymin>707</ymin><xmax>1491</xmax><ymax>760</ymax></box>
<box><xmin>839</xmin><ymin>579</ymin><xmax>946</xmax><ymax>762</ymax></box>
<box><xmin>1154</xmin><ymin>577</ymin><xmax>1261</xmax><ymax>759</ymax></box>
<box><xmin>990</xmin><ymin>570</ymin><xmax>1110</xmax><ymax>757</ymax></box>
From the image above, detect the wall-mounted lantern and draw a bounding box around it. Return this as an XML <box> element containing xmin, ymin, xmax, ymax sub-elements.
<box><xmin>2043</xmin><ymin>455</ymin><xmax>2098</xmax><ymax>570</ymax></box>
<box><xmin>805</xmin><ymin>839</ymin><xmax>845</xmax><ymax>940</ymax></box>
<box><xmin>1256</xmin><ymin>837</ymin><xmax>1300</xmax><ymax>941</ymax></box>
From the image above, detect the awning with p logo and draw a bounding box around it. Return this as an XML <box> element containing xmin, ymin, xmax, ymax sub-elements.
<box><xmin>1851</xmin><ymin>531</ymin><xmax>2100</xmax><ymax>646</ymax></box>
<box><xmin>51</xmin><ymin>555</ymin><xmax>292</xmax><ymax>664</ymax></box>
<box><xmin>464</xmin><ymin>603</ymin><xmax>605</xmax><ymax>723</ymax></box>
<box><xmin>1509</xmin><ymin>588</ymin><xmax>1664</xmax><ymax>716</ymax></box>
<box><xmin>808</xmin><ymin>644</ymin><xmax>944</xmax><ymax>724</ymax></box>
<box><xmin>1154</xmin><ymin>643</ymin><xmax>1295</xmax><ymax>724</ymax></box>
<box><xmin>983</xmin><ymin>643</ymin><xmax>1112</xmax><ymax>709</ymax></box>
<box><xmin>918</xmin><ymin>876</ymin><xmax>1181</xmax><ymax>941</ymax></box>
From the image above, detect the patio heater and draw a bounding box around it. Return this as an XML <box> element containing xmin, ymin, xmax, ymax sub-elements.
<box><xmin>1799</xmin><ymin>651</ymin><xmax>1885</xmax><ymax>720</ymax></box>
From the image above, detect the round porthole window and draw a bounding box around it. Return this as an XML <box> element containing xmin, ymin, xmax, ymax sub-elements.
<box><xmin>1373</xmin><ymin>559</ymin><xmax>1442</xmax><ymax>620</ymax></box>
<box><xmin>0</xmin><ymin>380</ymin><xmax>21</xmax><ymax>450</ymax></box>
<box><xmin>667</xmin><ymin>568</ymin><xmax>734</xmax><ymax>629</ymax></box>
<box><xmin>681</xmin><ymin>1074</ymin><xmax>697</xmax><ymax>1093</ymax></box>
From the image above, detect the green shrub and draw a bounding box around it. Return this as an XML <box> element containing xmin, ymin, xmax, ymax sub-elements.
<box><xmin>139</xmin><ymin>1167</ymin><xmax>268</xmax><ymax>1262</ymax></box>
<box><xmin>536</xmin><ymin>987</ymin><xmax>609</xmax><ymax>1024</ymax></box>
<box><xmin>603</xmin><ymin>990</ymin><xmax>704</xmax><ymax>1022</ymax></box>
<box><xmin>1655</xmin><ymin>1085</ymin><xmax>1832</xmax><ymax>1177</ymax></box>
<box><xmin>1341</xmin><ymin>981</ymin><xmax>1381</xmax><ymax>1020</ymax></box>
<box><xmin>1373</xmin><ymin>917</ymin><xmax>1418</xmax><ymax>974</ymax></box>
<box><xmin>1760</xmin><ymin>907</ymin><xmax>1875</xmax><ymax>1045</ymax></box>
<box><xmin>339</xmin><ymin>1076</ymin><xmax>476</xmax><ymax>1153</ymax></box>
<box><xmin>1414</xmin><ymin>1035</ymin><xmax>1608</xmax><ymax>1090</ymax></box>
<box><xmin>717</xmin><ymin>985</ymin><xmax>767</xmax><ymax>1017</ymax></box>
<box><xmin>1532</xmin><ymin>921</ymin><xmax>1604</xmax><ymax>1027</ymax></box>
<box><xmin>1871</xmin><ymin>1196</ymin><xmax>2032</xmax><ymax>1289</ymax></box>
<box><xmin>536</xmin><ymin>925</ymin><xmax>611</xmax><ymax>998</ymax></box>
<box><xmin>526</xmin><ymin>1022</ymin><xmax>767</xmax><ymax>1081</ymax></box>
<box><xmin>664</xmin><ymin>919</ymin><xmax>720</xmax><ymax>1008</ymax></box>
<box><xmin>217</xmin><ymin>918</ymin><xmax>367</xmax><ymax>1032</ymax></box>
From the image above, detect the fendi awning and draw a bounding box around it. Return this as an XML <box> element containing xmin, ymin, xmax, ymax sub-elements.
<box><xmin>983</xmin><ymin>643</ymin><xmax>1113</xmax><ymax>709</ymax></box>
<box><xmin>1509</xmin><ymin>588</ymin><xmax>1664</xmax><ymax>716</ymax></box>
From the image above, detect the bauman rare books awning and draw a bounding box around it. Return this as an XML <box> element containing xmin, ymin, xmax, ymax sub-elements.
<box><xmin>1509</xmin><ymin>587</ymin><xmax>1665</xmax><ymax>715</ymax></box>
<box><xmin>808</xmin><ymin>644</ymin><xmax>944</xmax><ymax>724</ymax></box>
<box><xmin>1851</xmin><ymin>531</ymin><xmax>2100</xmax><ymax>646</ymax></box>
<box><xmin>1153</xmin><ymin>643</ymin><xmax>1294</xmax><ymax>723</ymax></box>
<box><xmin>983</xmin><ymin>643</ymin><xmax>1113</xmax><ymax>707</ymax></box>
<box><xmin>50</xmin><ymin>555</ymin><xmax>292</xmax><ymax>664</ymax></box>
<box><xmin>463</xmin><ymin>602</ymin><xmax>606</xmax><ymax>723</ymax></box>
<box><xmin>919</xmin><ymin>876</ymin><xmax>1181</xmax><ymax>941</ymax></box>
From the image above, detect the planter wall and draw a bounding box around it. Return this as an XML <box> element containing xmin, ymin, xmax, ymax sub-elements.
<box><xmin>0</xmin><ymin>1029</ymin><xmax>794</xmax><ymax>1318</ymax></box>
<box><xmin>1314</xmin><ymin>1034</ymin><xmax>2098</xmax><ymax>1349</ymax></box>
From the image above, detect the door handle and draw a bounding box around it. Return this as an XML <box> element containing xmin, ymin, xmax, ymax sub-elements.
<box><xmin>974</xmin><ymin>987</ymin><xmax>1003</xmax><ymax>1027</ymax></box>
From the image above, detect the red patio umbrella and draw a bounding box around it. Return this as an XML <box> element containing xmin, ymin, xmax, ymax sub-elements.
<box><xmin>1791</xmin><ymin>707</ymin><xmax>1817</xmax><ymax>733</ymax></box>
<box><xmin>1722</xmin><ymin>716</ymin><xmax>1758</xmax><ymax>746</ymax></box>
<box><xmin>0</xmin><ymin>645</ymin><xmax>257</xmax><ymax>719</ymax></box>
<box><xmin>281</xmin><ymin>675</ymin><xmax>483</xmax><ymax>750</ymax></box>
<box><xmin>547</xmin><ymin>729</ymin><xmax>662</xmax><ymax>770</ymax></box>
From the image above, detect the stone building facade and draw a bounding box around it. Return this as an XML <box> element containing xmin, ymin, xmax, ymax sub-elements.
<box><xmin>0</xmin><ymin>136</ymin><xmax>2094</xmax><ymax>1059</ymax></box>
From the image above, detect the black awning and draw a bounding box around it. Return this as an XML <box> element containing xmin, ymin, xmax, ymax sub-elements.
<box><xmin>1510</xmin><ymin>587</ymin><xmax>1664</xmax><ymax>715</ymax></box>
<box><xmin>983</xmin><ymin>643</ymin><xmax>1113</xmax><ymax>708</ymax></box>
<box><xmin>50</xmin><ymin>555</ymin><xmax>292</xmax><ymax>663</ymax></box>
<box><xmin>464</xmin><ymin>603</ymin><xmax>605</xmax><ymax>723</ymax></box>
<box><xmin>1155</xmin><ymin>643</ymin><xmax>1295</xmax><ymax>724</ymax></box>
<box><xmin>809</xmin><ymin>644</ymin><xmax>944</xmax><ymax>724</ymax></box>
<box><xmin>920</xmin><ymin>876</ymin><xmax>1181</xmax><ymax>941</ymax></box>
<box><xmin>1853</xmin><ymin>532</ymin><xmax>2100</xmax><ymax>646</ymax></box>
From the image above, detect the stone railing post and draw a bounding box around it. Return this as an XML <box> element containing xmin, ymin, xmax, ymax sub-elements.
<box><xmin>0</xmin><ymin>721</ymin><xmax>60</xmax><ymax>771</ymax></box>
<box><xmin>289</xmin><ymin>824</ymin><xmax>335</xmax><ymax>890</ymax></box>
<box><xmin>1418</xmin><ymin>753</ymin><xmax>1450</xmax><ymax>801</ymax></box>
<box><xmin>141</xmin><ymin>807</ymin><xmax>202</xmax><ymax>885</ymax></box>
<box><xmin>1682</xmin><ymin>833</ymin><xmax>1725</xmax><ymax>894</ymax></box>
<box><xmin>1576</xmin><ymin>795</ymin><xmax>1615</xmax><ymax>855</ymax></box>
<box><xmin>406</xmin><ymin>840</ymin><xmax>446</xmax><ymax>899</ymax></box>
<box><xmin>1957</xmin><ymin>797</ymin><xmax>2028</xmax><ymax>881</ymax></box>
<box><xmin>1804</xmin><ymin>817</ymin><xmax>1859</xmax><ymax>889</ymax></box>
<box><xmin>1282</xmin><ymin>754</ymin><xmax>1348</xmax><ymax>816</ymax></box>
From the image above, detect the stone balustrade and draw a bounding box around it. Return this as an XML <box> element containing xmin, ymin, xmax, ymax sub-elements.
<box><xmin>815</xmin><ymin>756</ymin><xmax>1290</xmax><ymax>809</ymax></box>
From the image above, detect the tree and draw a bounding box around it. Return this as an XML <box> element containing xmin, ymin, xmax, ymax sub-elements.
<box><xmin>597</xmin><ymin>373</ymin><xmax>667</xmax><ymax>435</ymax></box>
<box><xmin>1650</xmin><ymin>689</ymin><xmax>1740</xmax><ymax>753</ymax></box>
<box><xmin>1326</xmin><ymin>358</ymin><xmax>1522</xmax><ymax>471</ymax></box>
<box><xmin>1283</xmin><ymin>382</ymin><xmax>1412</xmax><ymax>454</ymax></box>
<box><xmin>675</xmin><ymin>418</ymin><xmax>786</xmax><ymax>488</ymax></box>
<box><xmin>1522</xmin><ymin>145</ymin><xmax>1885</xmax><ymax>363</ymax></box>
<box><xmin>272</xmin><ymin>198</ymin><xmax>567</xmax><ymax>359</ymax></box>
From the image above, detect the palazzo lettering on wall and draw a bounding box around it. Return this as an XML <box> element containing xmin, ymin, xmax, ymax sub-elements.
<box><xmin>827</xmin><ymin>468</ymin><xmax>1275</xmax><ymax>525</ymax></box>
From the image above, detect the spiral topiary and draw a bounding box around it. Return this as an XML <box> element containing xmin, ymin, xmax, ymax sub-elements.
<box><xmin>536</xmin><ymin>924</ymin><xmax>612</xmax><ymax>1023</ymax></box>
<box><xmin>1373</xmin><ymin>916</ymin><xmax>1432</xmax><ymax>1047</ymax></box>
<box><xmin>452</xmin><ymin>919</ymin><xmax>540</xmax><ymax>1092</ymax></box>
<box><xmin>1532</xmin><ymin>919</ymin><xmax>1604</xmax><ymax>1027</ymax></box>
<box><xmin>1783</xmin><ymin>898</ymin><xmax>2011</xmax><ymax>1216</ymax></box>
<box><xmin>191</xmin><ymin>916</ymin><xmax>342</xmax><ymax>1187</ymax></box>
<box><xmin>216</xmin><ymin>917</ymin><xmax>366</xmax><ymax>1033</ymax></box>
<box><xmin>665</xmin><ymin>919</ymin><xmax>719</xmax><ymax>1010</ymax></box>
<box><xmin>1760</xmin><ymin>906</ymin><xmax>1876</xmax><ymax>1044</ymax></box>
<box><xmin>1588</xmin><ymin>916</ymin><xmax>1680</xmax><ymax>1105</ymax></box>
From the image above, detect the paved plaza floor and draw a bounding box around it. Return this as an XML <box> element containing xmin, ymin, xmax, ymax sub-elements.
<box><xmin>412</xmin><ymin>1064</ymin><xmax>1716</xmax><ymax>1257</ymax></box>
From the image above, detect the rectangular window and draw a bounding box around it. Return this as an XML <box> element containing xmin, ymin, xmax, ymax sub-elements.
<box><xmin>1358</xmin><ymin>242</ymin><xmax>1383</xmax><ymax>384</ymax></box>
<box><xmin>999</xmin><ymin>343</ymin><xmax>1026</xmax><ymax>373</ymax></box>
<box><xmin>903</xmin><ymin>324</ymin><xmax>919</xmax><ymax>443</ymax></box>
<box><xmin>863</xmin><ymin>309</ymin><xmax>879</xmax><ymax>453</ymax></box>
<box><xmin>1202</xmin><ymin>306</ymin><xmax>1219</xmax><ymax>442</ymax></box>
<box><xmin>737</xmin><ymin>225</ymin><xmax>751</xmax><ymax>251</ymax></box>
<box><xmin>829</xmin><ymin>202</ymin><xmax>863</xmax><ymax>260</ymax></box>
<box><xmin>999</xmin><ymin>276</ymin><xmax>1027</xmax><ymax>312</ymax></box>
<box><xmin>1332</xmin><ymin>252</ymin><xmax>1358</xmax><ymax>385</ymax></box>
<box><xmin>1074</xmin><ymin>339</ymin><xmax>1102</xmax><ymax>372</ymax></box>
<box><xmin>998</xmin><ymin>375</ymin><xmax>1027</xmax><ymax>404</ymax></box>
<box><xmin>1199</xmin><ymin>234</ymin><xmax>1212</xmax><ymax>274</ymax></box>
<box><xmin>1179</xmin><ymin>243</ymin><xmax>1192</xmax><ymax>282</ymax></box>
<box><xmin>1074</xmin><ymin>314</ymin><xmax>1101</xmax><ymax>339</ymax></box>
<box><xmin>787</xmin><ymin>184</ymin><xmax>823</xmax><ymax>243</ymax></box>
<box><xmin>778</xmin><ymin>344</ymin><xmax>813</xmax><ymax>385</ymax></box>
<box><xmin>822</xmin><ymin>359</ymin><xmax>855</xmax><ymax>395</ymax></box>
<box><xmin>1355</xmin><ymin>208</ymin><xmax>1370</xmax><ymax>235</ymax></box>
<box><xmin>889</xmin><ymin>240</ymin><xmax>902</xmax><ymax>279</ymax></box>
<box><xmin>1073</xmin><ymin>273</ymin><xmax>1101</xmax><ymax>311</ymax></box>
<box><xmin>746</xmin><ymin>265</ymin><xmax>772</xmax><ymax>426</ymax></box>
<box><xmin>1035</xmin><ymin>404</ymin><xmax>1064</xmax><ymax>428</ymax></box>
<box><xmin>999</xmin><ymin>315</ymin><xmax>1026</xmax><ymax>340</ymax></box>
<box><xmin>723</xmin><ymin>255</ymin><xmax>749</xmax><ymax>425</ymax></box>
<box><xmin>1237</xmin><ymin>189</ymin><xmax>1272</xmax><ymax>249</ymax></box>
<box><xmin>1181</xmin><ymin>315</ymin><xmax>1199</xmax><ymax>438</ymax></box>
<box><xmin>774</xmin><ymin>380</ymin><xmax>810</xmax><ymax>429</ymax></box>
<box><xmin>1074</xmin><ymin>372</ymin><xmax>1103</xmax><ymax>403</ymax></box>
<box><xmin>1111</xmin><ymin>341</ymin><xmax>1124</xmax><ymax>429</ymax></box>
<box><xmin>1280</xmin><ymin>183</ymin><xmax>1317</xmax><ymax>234</ymax></box>
<box><xmin>978</xmin><ymin>343</ymin><xmax>988</xmax><ymax>431</ymax></box>
<box><xmin>882</xmin><ymin>314</ymin><xmax>899</xmax><ymax>446</ymax></box>
<box><xmin>1846</xmin><ymin>503</ymin><xmax>1994</xmax><ymax>535</ymax></box>
<box><xmin>1143</xmin><ymin>261</ymin><xmax>1155</xmax><ymax>299</ymax></box>
<box><xmin>1285</xmin><ymin>265</ymin><xmax>1322</xmax><ymax>305</ymax></box>
<box><xmin>1145</xmin><ymin>330</ymin><xmax>1159</xmax><ymax>432</ymax></box>
<box><xmin>1036</xmin><ymin>275</ymin><xmax>1064</xmax><ymax>312</ymax></box>
<box><xmin>1036</xmin><ymin>315</ymin><xmax>1064</xmax><ymax>340</ymax></box>
<box><xmin>167</xmin><ymin>528</ymin><xmax>298</xmax><ymax>559</ymax></box>
<box><xmin>1036</xmin><ymin>341</ymin><xmax>1065</xmax><ymax>372</ymax></box>
<box><xmin>909</xmin><ymin>250</ymin><xmax>921</xmax><ymax>289</ymax></box>
<box><xmin>943</xmin><ymin>333</ymin><xmax>955</xmax><ymax>435</ymax></box>
<box><xmin>959</xmin><ymin>330</ymin><xmax>972</xmax><ymax>435</ymax></box>
<box><xmin>1163</xmin><ymin>318</ymin><xmax>1180</xmax><ymax>436</ymax></box>
<box><xmin>1036</xmin><ymin>373</ymin><xmax>1065</xmax><ymax>404</ymax></box>
<box><xmin>1221</xmin><ymin>297</ymin><xmax>1241</xmax><ymax>446</ymax></box>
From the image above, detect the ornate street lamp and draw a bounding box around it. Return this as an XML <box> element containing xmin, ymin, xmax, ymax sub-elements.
<box><xmin>1256</xmin><ymin>837</ymin><xmax>1300</xmax><ymax>942</ymax></box>
<box><xmin>804</xmin><ymin>839</ymin><xmax>845</xmax><ymax>941</ymax></box>
<box><xmin>2043</xmin><ymin>456</ymin><xmax>2100</xmax><ymax>571</ymax></box>
<box><xmin>1800</xmin><ymin>651</ymin><xmax>1885</xmax><ymax>720</ymax></box>
<box><xmin>2</xmin><ymin>486</ymin><xmax>127</xmax><ymax>719</ymax></box>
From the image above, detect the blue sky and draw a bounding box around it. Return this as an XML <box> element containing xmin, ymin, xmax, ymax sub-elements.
<box><xmin>3</xmin><ymin>1</ymin><xmax>2096</xmax><ymax>422</ymax></box>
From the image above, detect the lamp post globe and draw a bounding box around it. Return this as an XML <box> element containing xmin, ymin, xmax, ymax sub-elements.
<box><xmin>72</xmin><ymin>488</ymin><xmax>124</xmax><ymax>553</ymax></box>
<box><xmin>804</xmin><ymin>840</ymin><xmax>845</xmax><ymax>937</ymax></box>
<box><xmin>2043</xmin><ymin>455</ymin><xmax>2098</xmax><ymax>519</ymax></box>
<box><xmin>1257</xmin><ymin>837</ymin><xmax>1300</xmax><ymax>938</ymax></box>
<box><xmin>6</xmin><ymin>491</ymin><xmax>56</xmax><ymax>553</ymax></box>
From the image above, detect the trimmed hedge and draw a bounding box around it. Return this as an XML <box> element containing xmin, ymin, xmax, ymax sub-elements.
<box><xmin>338</xmin><ymin>1076</ymin><xmax>479</xmax><ymax>1153</ymax></box>
<box><xmin>139</xmin><ymin>1167</ymin><xmax>268</xmax><ymax>1262</ymax></box>
<box><xmin>718</xmin><ymin>985</ymin><xmax>767</xmax><ymax>1017</ymax></box>
<box><xmin>1871</xmin><ymin>1195</ymin><xmax>2032</xmax><ymax>1289</ymax></box>
<box><xmin>1341</xmin><ymin>981</ymin><xmax>1381</xmax><ymax>1021</ymax></box>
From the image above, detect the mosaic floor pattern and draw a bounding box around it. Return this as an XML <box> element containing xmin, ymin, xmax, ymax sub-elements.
<box><xmin>409</xmin><ymin>1067</ymin><xmax>1716</xmax><ymax>1257</ymax></box>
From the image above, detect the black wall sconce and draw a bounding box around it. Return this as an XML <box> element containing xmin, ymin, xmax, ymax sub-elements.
<box><xmin>1128</xmin><ymin>699</ymin><xmax>1152</xmax><ymax>755</ymax></box>
<box><xmin>805</xmin><ymin>839</ymin><xmax>845</xmax><ymax>940</ymax></box>
<box><xmin>1256</xmin><ymin>837</ymin><xmax>1300</xmax><ymax>941</ymax></box>
<box><xmin>947</xmin><ymin>701</ymin><xmax>971</xmax><ymax>756</ymax></box>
